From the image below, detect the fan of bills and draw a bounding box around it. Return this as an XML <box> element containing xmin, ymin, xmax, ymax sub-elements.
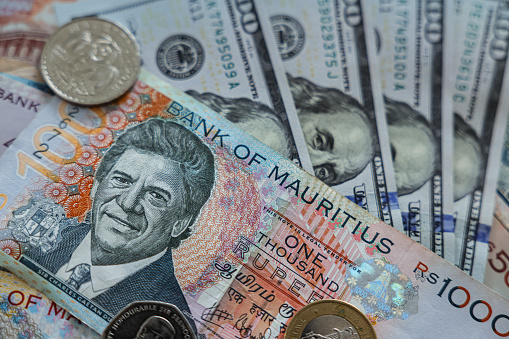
<box><xmin>0</xmin><ymin>0</ymin><xmax>508</xmax><ymax>338</ymax></box>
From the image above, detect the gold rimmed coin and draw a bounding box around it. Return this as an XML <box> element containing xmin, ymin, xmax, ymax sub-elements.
<box><xmin>285</xmin><ymin>300</ymin><xmax>377</xmax><ymax>339</ymax></box>
<box><xmin>40</xmin><ymin>18</ymin><xmax>140</xmax><ymax>105</ymax></box>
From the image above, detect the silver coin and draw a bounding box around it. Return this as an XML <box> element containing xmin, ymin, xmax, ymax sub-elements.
<box><xmin>40</xmin><ymin>18</ymin><xmax>140</xmax><ymax>105</ymax></box>
<box><xmin>102</xmin><ymin>301</ymin><xmax>197</xmax><ymax>339</ymax></box>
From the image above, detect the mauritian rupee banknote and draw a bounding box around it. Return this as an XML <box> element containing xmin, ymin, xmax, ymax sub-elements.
<box><xmin>262</xmin><ymin>0</ymin><xmax>403</xmax><ymax>231</ymax></box>
<box><xmin>0</xmin><ymin>0</ymin><xmax>83</xmax><ymax>82</ymax></box>
<box><xmin>485</xmin><ymin>196</ymin><xmax>509</xmax><ymax>300</ymax></box>
<box><xmin>444</xmin><ymin>0</ymin><xmax>509</xmax><ymax>280</ymax></box>
<box><xmin>0</xmin><ymin>69</ymin><xmax>507</xmax><ymax>338</ymax></box>
<box><xmin>485</xmin><ymin>118</ymin><xmax>509</xmax><ymax>300</ymax></box>
<box><xmin>362</xmin><ymin>0</ymin><xmax>455</xmax><ymax>262</ymax></box>
<box><xmin>54</xmin><ymin>0</ymin><xmax>313</xmax><ymax>170</ymax></box>
<box><xmin>0</xmin><ymin>73</ymin><xmax>53</xmax><ymax>156</ymax></box>
<box><xmin>0</xmin><ymin>270</ymin><xmax>98</xmax><ymax>338</ymax></box>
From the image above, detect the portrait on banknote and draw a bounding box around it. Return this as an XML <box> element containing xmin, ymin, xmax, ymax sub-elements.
<box><xmin>16</xmin><ymin>119</ymin><xmax>215</xmax><ymax>332</ymax></box>
<box><xmin>185</xmin><ymin>90</ymin><xmax>293</xmax><ymax>158</ymax></box>
<box><xmin>453</xmin><ymin>113</ymin><xmax>483</xmax><ymax>202</ymax></box>
<box><xmin>384</xmin><ymin>97</ymin><xmax>439</xmax><ymax>196</ymax></box>
<box><xmin>287</xmin><ymin>74</ymin><xmax>375</xmax><ymax>186</ymax></box>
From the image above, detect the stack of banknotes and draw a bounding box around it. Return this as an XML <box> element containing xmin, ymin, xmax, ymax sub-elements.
<box><xmin>0</xmin><ymin>0</ymin><xmax>508</xmax><ymax>337</ymax></box>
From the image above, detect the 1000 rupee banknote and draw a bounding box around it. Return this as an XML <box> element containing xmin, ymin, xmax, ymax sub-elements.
<box><xmin>362</xmin><ymin>0</ymin><xmax>455</xmax><ymax>262</ymax></box>
<box><xmin>485</xmin><ymin>195</ymin><xmax>509</xmax><ymax>300</ymax></box>
<box><xmin>484</xmin><ymin>116</ymin><xmax>509</xmax><ymax>300</ymax></box>
<box><xmin>0</xmin><ymin>269</ymin><xmax>98</xmax><ymax>338</ymax></box>
<box><xmin>262</xmin><ymin>0</ymin><xmax>403</xmax><ymax>230</ymax></box>
<box><xmin>444</xmin><ymin>0</ymin><xmax>509</xmax><ymax>280</ymax></box>
<box><xmin>0</xmin><ymin>73</ymin><xmax>53</xmax><ymax>156</ymax></box>
<box><xmin>0</xmin><ymin>69</ymin><xmax>507</xmax><ymax>337</ymax></box>
<box><xmin>54</xmin><ymin>0</ymin><xmax>312</xmax><ymax>170</ymax></box>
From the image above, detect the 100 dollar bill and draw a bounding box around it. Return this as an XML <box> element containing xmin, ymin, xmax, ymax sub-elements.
<box><xmin>54</xmin><ymin>0</ymin><xmax>312</xmax><ymax>170</ymax></box>
<box><xmin>445</xmin><ymin>0</ymin><xmax>509</xmax><ymax>280</ymax></box>
<box><xmin>263</xmin><ymin>0</ymin><xmax>403</xmax><ymax>230</ymax></box>
<box><xmin>362</xmin><ymin>0</ymin><xmax>455</xmax><ymax>262</ymax></box>
<box><xmin>0</xmin><ymin>69</ymin><xmax>506</xmax><ymax>337</ymax></box>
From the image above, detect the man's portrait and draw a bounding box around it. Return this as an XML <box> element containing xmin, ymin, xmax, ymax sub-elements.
<box><xmin>384</xmin><ymin>97</ymin><xmax>438</xmax><ymax>196</ymax></box>
<box><xmin>454</xmin><ymin>113</ymin><xmax>483</xmax><ymax>201</ymax></box>
<box><xmin>25</xmin><ymin>119</ymin><xmax>216</xmax><ymax>331</ymax></box>
<box><xmin>287</xmin><ymin>74</ymin><xmax>375</xmax><ymax>186</ymax></box>
<box><xmin>185</xmin><ymin>90</ymin><xmax>293</xmax><ymax>158</ymax></box>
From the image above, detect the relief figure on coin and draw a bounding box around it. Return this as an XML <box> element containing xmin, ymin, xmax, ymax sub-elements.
<box><xmin>384</xmin><ymin>97</ymin><xmax>439</xmax><ymax>196</ymax></box>
<box><xmin>301</xmin><ymin>314</ymin><xmax>359</xmax><ymax>339</ymax></box>
<box><xmin>186</xmin><ymin>90</ymin><xmax>293</xmax><ymax>158</ymax></box>
<box><xmin>135</xmin><ymin>316</ymin><xmax>176</xmax><ymax>339</ymax></box>
<box><xmin>53</xmin><ymin>31</ymin><xmax>123</xmax><ymax>96</ymax></box>
<box><xmin>287</xmin><ymin>74</ymin><xmax>375</xmax><ymax>186</ymax></box>
<box><xmin>25</xmin><ymin>119</ymin><xmax>216</xmax><ymax>335</ymax></box>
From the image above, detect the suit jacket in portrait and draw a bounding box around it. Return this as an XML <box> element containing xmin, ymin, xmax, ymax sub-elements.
<box><xmin>25</xmin><ymin>221</ymin><xmax>197</xmax><ymax>334</ymax></box>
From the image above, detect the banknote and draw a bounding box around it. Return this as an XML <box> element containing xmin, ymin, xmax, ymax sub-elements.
<box><xmin>0</xmin><ymin>73</ymin><xmax>53</xmax><ymax>156</ymax></box>
<box><xmin>262</xmin><ymin>0</ymin><xmax>403</xmax><ymax>230</ymax></box>
<box><xmin>0</xmin><ymin>69</ymin><xmax>506</xmax><ymax>338</ymax></box>
<box><xmin>54</xmin><ymin>0</ymin><xmax>312</xmax><ymax>170</ymax></box>
<box><xmin>0</xmin><ymin>0</ymin><xmax>82</xmax><ymax>81</ymax></box>
<box><xmin>0</xmin><ymin>71</ymin><xmax>52</xmax><ymax>94</ymax></box>
<box><xmin>443</xmin><ymin>0</ymin><xmax>509</xmax><ymax>280</ymax></box>
<box><xmin>485</xmin><ymin>195</ymin><xmax>509</xmax><ymax>300</ymax></box>
<box><xmin>362</xmin><ymin>1</ymin><xmax>455</xmax><ymax>262</ymax></box>
<box><xmin>0</xmin><ymin>269</ymin><xmax>98</xmax><ymax>338</ymax></box>
<box><xmin>484</xmin><ymin>116</ymin><xmax>509</xmax><ymax>300</ymax></box>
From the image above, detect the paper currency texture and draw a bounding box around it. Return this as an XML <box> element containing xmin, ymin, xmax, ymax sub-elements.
<box><xmin>263</xmin><ymin>0</ymin><xmax>403</xmax><ymax>230</ymax></box>
<box><xmin>0</xmin><ymin>69</ymin><xmax>506</xmax><ymax>338</ymax></box>
<box><xmin>55</xmin><ymin>0</ymin><xmax>312</xmax><ymax>170</ymax></box>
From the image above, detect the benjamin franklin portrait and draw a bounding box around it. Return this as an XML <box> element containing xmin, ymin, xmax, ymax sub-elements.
<box><xmin>287</xmin><ymin>74</ymin><xmax>375</xmax><ymax>186</ymax></box>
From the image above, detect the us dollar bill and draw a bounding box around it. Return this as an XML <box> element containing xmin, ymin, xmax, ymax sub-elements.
<box><xmin>262</xmin><ymin>0</ymin><xmax>403</xmax><ymax>230</ymax></box>
<box><xmin>55</xmin><ymin>0</ymin><xmax>312</xmax><ymax>170</ymax></box>
<box><xmin>445</xmin><ymin>0</ymin><xmax>509</xmax><ymax>280</ymax></box>
<box><xmin>362</xmin><ymin>1</ymin><xmax>455</xmax><ymax>262</ymax></box>
<box><xmin>0</xmin><ymin>68</ymin><xmax>507</xmax><ymax>338</ymax></box>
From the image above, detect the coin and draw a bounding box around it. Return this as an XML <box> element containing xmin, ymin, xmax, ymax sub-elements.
<box><xmin>40</xmin><ymin>18</ymin><xmax>140</xmax><ymax>105</ymax></box>
<box><xmin>285</xmin><ymin>300</ymin><xmax>377</xmax><ymax>339</ymax></box>
<box><xmin>102</xmin><ymin>301</ymin><xmax>197</xmax><ymax>339</ymax></box>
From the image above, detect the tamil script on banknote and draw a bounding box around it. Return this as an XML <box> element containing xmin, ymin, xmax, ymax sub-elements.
<box><xmin>55</xmin><ymin>0</ymin><xmax>312</xmax><ymax>170</ymax></box>
<box><xmin>444</xmin><ymin>0</ymin><xmax>509</xmax><ymax>280</ymax></box>
<box><xmin>0</xmin><ymin>69</ymin><xmax>506</xmax><ymax>338</ymax></box>
<box><xmin>262</xmin><ymin>0</ymin><xmax>403</xmax><ymax>231</ymax></box>
<box><xmin>362</xmin><ymin>0</ymin><xmax>455</xmax><ymax>263</ymax></box>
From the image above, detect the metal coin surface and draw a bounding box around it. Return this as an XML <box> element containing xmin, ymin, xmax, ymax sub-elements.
<box><xmin>101</xmin><ymin>301</ymin><xmax>197</xmax><ymax>339</ymax></box>
<box><xmin>285</xmin><ymin>300</ymin><xmax>377</xmax><ymax>339</ymax></box>
<box><xmin>40</xmin><ymin>18</ymin><xmax>140</xmax><ymax>105</ymax></box>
